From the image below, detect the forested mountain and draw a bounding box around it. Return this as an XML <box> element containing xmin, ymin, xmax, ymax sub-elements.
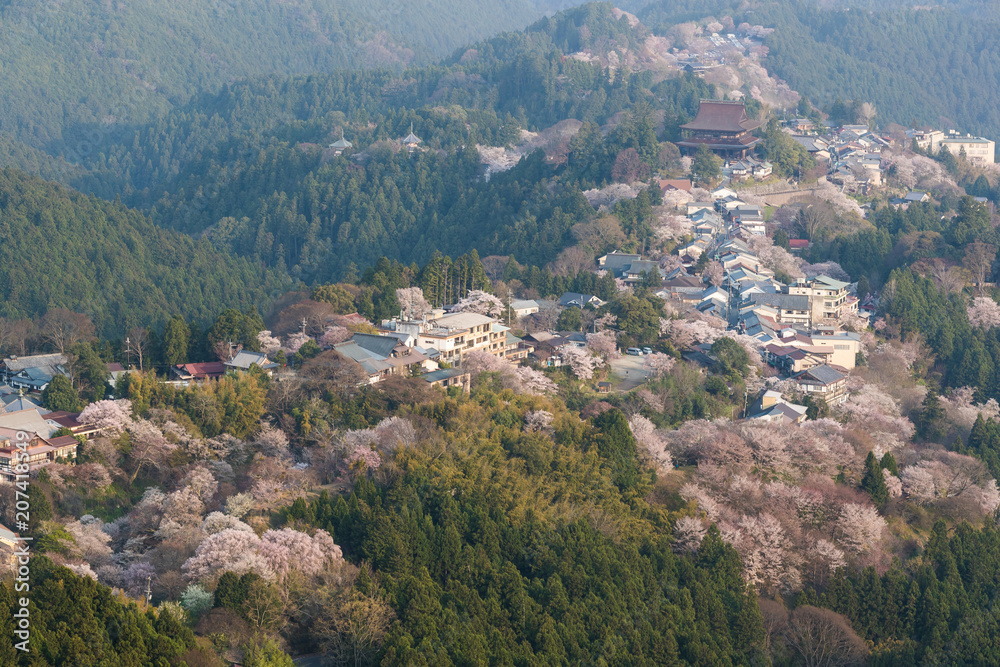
<box><xmin>0</xmin><ymin>0</ymin><xmax>580</xmax><ymax>155</ymax></box>
<box><xmin>639</xmin><ymin>0</ymin><xmax>1000</xmax><ymax>140</ymax></box>
<box><xmin>42</xmin><ymin>3</ymin><xmax>709</xmax><ymax>282</ymax></box>
<box><xmin>0</xmin><ymin>169</ymin><xmax>290</xmax><ymax>337</ymax></box>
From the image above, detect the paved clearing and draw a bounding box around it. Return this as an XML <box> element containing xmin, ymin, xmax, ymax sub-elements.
<box><xmin>608</xmin><ymin>354</ymin><xmax>650</xmax><ymax>391</ymax></box>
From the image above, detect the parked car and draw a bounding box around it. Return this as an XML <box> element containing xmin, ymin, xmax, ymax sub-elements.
<box><xmin>627</xmin><ymin>347</ymin><xmax>642</xmax><ymax>356</ymax></box>
<box><xmin>642</xmin><ymin>347</ymin><xmax>653</xmax><ymax>355</ymax></box>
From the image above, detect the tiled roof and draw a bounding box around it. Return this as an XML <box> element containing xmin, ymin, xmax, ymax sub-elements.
<box><xmin>680</xmin><ymin>101</ymin><xmax>762</xmax><ymax>133</ymax></box>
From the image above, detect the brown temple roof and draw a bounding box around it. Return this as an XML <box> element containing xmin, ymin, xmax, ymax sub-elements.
<box><xmin>680</xmin><ymin>101</ymin><xmax>762</xmax><ymax>133</ymax></box>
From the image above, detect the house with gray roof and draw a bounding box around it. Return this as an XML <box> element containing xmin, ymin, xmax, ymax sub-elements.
<box><xmin>0</xmin><ymin>354</ymin><xmax>69</xmax><ymax>391</ymax></box>
<box><xmin>747</xmin><ymin>390</ymin><xmax>808</xmax><ymax>424</ymax></box>
<box><xmin>557</xmin><ymin>293</ymin><xmax>605</xmax><ymax>309</ymax></box>
<box><xmin>224</xmin><ymin>350</ymin><xmax>279</xmax><ymax>375</ymax></box>
<box><xmin>334</xmin><ymin>333</ymin><xmax>435</xmax><ymax>384</ymax></box>
<box><xmin>792</xmin><ymin>364</ymin><xmax>848</xmax><ymax>405</ymax></box>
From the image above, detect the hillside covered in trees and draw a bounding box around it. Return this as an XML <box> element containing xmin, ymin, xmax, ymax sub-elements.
<box><xmin>639</xmin><ymin>0</ymin><xmax>1000</xmax><ymax>140</ymax></box>
<box><xmin>0</xmin><ymin>0</ymin><xmax>585</xmax><ymax>155</ymax></box>
<box><xmin>0</xmin><ymin>169</ymin><xmax>290</xmax><ymax>337</ymax></box>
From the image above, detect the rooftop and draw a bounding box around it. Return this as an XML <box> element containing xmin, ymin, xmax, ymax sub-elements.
<box><xmin>680</xmin><ymin>100</ymin><xmax>762</xmax><ymax>133</ymax></box>
<box><xmin>426</xmin><ymin>311</ymin><xmax>495</xmax><ymax>331</ymax></box>
<box><xmin>793</xmin><ymin>364</ymin><xmax>847</xmax><ymax>385</ymax></box>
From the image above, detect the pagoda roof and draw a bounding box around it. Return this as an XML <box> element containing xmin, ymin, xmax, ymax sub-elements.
<box><xmin>680</xmin><ymin>100</ymin><xmax>762</xmax><ymax>133</ymax></box>
<box><xmin>401</xmin><ymin>132</ymin><xmax>422</xmax><ymax>144</ymax></box>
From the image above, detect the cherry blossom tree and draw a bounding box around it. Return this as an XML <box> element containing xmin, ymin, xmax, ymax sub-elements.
<box><xmin>883</xmin><ymin>469</ymin><xmax>903</xmax><ymax>498</ymax></box>
<box><xmin>524</xmin><ymin>410</ymin><xmax>554</xmax><ymax>432</ymax></box>
<box><xmin>79</xmin><ymin>399</ymin><xmax>133</xmax><ymax>436</ymax></box>
<box><xmin>284</xmin><ymin>332</ymin><xmax>311</xmax><ymax>354</ymax></box>
<box><xmin>839</xmin><ymin>385</ymin><xmax>915</xmax><ymax>455</ymax></box>
<box><xmin>374</xmin><ymin>416</ymin><xmax>417</xmax><ymax>451</ymax></box>
<box><xmin>258</xmin><ymin>528</ymin><xmax>343</xmax><ymax>578</ymax></box>
<box><xmin>900</xmin><ymin>465</ymin><xmax>936</xmax><ymax>503</ymax></box>
<box><xmin>463</xmin><ymin>350</ymin><xmax>555</xmax><ymax>395</ymax></box>
<box><xmin>515</xmin><ymin>366</ymin><xmax>557</xmax><ymax>395</ymax></box>
<box><xmin>65</xmin><ymin>518</ymin><xmax>113</xmax><ymax>567</ymax></box>
<box><xmin>680</xmin><ymin>482</ymin><xmax>725</xmax><ymax>522</ymax></box>
<box><xmin>162</xmin><ymin>487</ymin><xmax>205</xmax><ymax>526</ymax></box>
<box><xmin>653</xmin><ymin>211</ymin><xmax>692</xmax><ymax>241</ymax></box>
<box><xmin>720</xmin><ymin>513</ymin><xmax>802</xmax><ymax>594</ymax></box>
<box><xmin>66</xmin><ymin>563</ymin><xmax>99</xmax><ymax>580</ymax></box>
<box><xmin>257</xmin><ymin>331</ymin><xmax>282</xmax><ymax>355</ymax></box>
<box><xmin>594</xmin><ymin>313</ymin><xmax>618</xmax><ymax>331</ymax></box>
<box><xmin>583</xmin><ymin>183</ymin><xmax>641</xmax><ymax>208</ymax></box>
<box><xmin>224</xmin><ymin>492</ymin><xmax>255</xmax><ymax>518</ymax></box>
<box><xmin>201</xmin><ymin>511</ymin><xmax>254</xmax><ymax>535</ymax></box>
<box><xmin>814</xmin><ymin>539</ymin><xmax>846</xmax><ymax>575</ymax></box>
<box><xmin>967</xmin><ymin>296</ymin><xmax>1000</xmax><ymax>329</ymax></box>
<box><xmin>320</xmin><ymin>325</ymin><xmax>352</xmax><ymax>348</ymax></box>
<box><xmin>396</xmin><ymin>287</ymin><xmax>432</xmax><ymax>320</ymax></box>
<box><xmin>181</xmin><ymin>466</ymin><xmax>218</xmax><ymax>503</ymax></box>
<box><xmin>672</xmin><ymin>517</ymin><xmax>707</xmax><ymax>554</ymax></box>
<box><xmin>586</xmin><ymin>330</ymin><xmax>619</xmax><ymax>361</ymax></box>
<box><xmin>703</xmin><ymin>261</ymin><xmax>724</xmax><ymax>287</ymax></box>
<box><xmin>940</xmin><ymin>386</ymin><xmax>1000</xmax><ymax>434</ymax></box>
<box><xmin>669</xmin><ymin>318</ymin><xmax>723</xmax><ymax>349</ymax></box>
<box><xmin>347</xmin><ymin>445</ymin><xmax>382</xmax><ymax>472</ymax></box>
<box><xmin>125</xmin><ymin>420</ymin><xmax>178</xmax><ymax>483</ymax></box>
<box><xmin>636</xmin><ymin>388</ymin><xmax>664</xmax><ymax>412</ymax></box>
<box><xmin>628</xmin><ymin>415</ymin><xmax>673</xmax><ymax>471</ymax></box>
<box><xmin>182</xmin><ymin>528</ymin><xmax>275</xmax><ymax>584</ymax></box>
<box><xmin>561</xmin><ymin>346</ymin><xmax>602</xmax><ymax>380</ymax></box>
<box><xmin>836</xmin><ymin>503</ymin><xmax>885</xmax><ymax>554</ymax></box>
<box><xmin>454</xmin><ymin>290</ymin><xmax>504</xmax><ymax>318</ymax></box>
<box><xmin>748</xmin><ymin>235</ymin><xmax>805</xmax><ymax>280</ymax></box>
<box><xmin>254</xmin><ymin>424</ymin><xmax>291</xmax><ymax>459</ymax></box>
<box><xmin>121</xmin><ymin>562</ymin><xmax>157</xmax><ymax>597</ymax></box>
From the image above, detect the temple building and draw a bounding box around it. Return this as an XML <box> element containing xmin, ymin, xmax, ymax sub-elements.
<box><xmin>678</xmin><ymin>100</ymin><xmax>762</xmax><ymax>158</ymax></box>
<box><xmin>328</xmin><ymin>128</ymin><xmax>353</xmax><ymax>156</ymax></box>
<box><xmin>400</xmin><ymin>123</ymin><xmax>423</xmax><ymax>154</ymax></box>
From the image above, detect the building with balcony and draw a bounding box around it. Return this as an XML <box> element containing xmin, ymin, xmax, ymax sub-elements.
<box><xmin>678</xmin><ymin>100</ymin><xmax>762</xmax><ymax>159</ymax></box>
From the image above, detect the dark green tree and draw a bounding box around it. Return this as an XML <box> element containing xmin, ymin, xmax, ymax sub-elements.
<box><xmin>862</xmin><ymin>451</ymin><xmax>889</xmax><ymax>507</ymax></box>
<box><xmin>161</xmin><ymin>315</ymin><xmax>191</xmax><ymax>365</ymax></box>
<box><xmin>881</xmin><ymin>452</ymin><xmax>899</xmax><ymax>477</ymax></box>
<box><xmin>556</xmin><ymin>307</ymin><xmax>582</xmax><ymax>332</ymax></box>
<box><xmin>917</xmin><ymin>389</ymin><xmax>946</xmax><ymax>441</ymax></box>
<box><xmin>691</xmin><ymin>144</ymin><xmax>722</xmax><ymax>183</ymax></box>
<box><xmin>42</xmin><ymin>374</ymin><xmax>80</xmax><ymax>412</ymax></box>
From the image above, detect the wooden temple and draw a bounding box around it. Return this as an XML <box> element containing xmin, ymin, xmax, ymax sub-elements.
<box><xmin>678</xmin><ymin>100</ymin><xmax>762</xmax><ymax>159</ymax></box>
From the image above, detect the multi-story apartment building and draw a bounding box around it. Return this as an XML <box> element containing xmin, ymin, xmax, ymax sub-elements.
<box><xmin>383</xmin><ymin>312</ymin><xmax>507</xmax><ymax>365</ymax></box>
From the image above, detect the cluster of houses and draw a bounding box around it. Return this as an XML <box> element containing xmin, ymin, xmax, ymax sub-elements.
<box><xmin>786</xmin><ymin>122</ymin><xmax>890</xmax><ymax>194</ymax></box>
<box><xmin>0</xmin><ymin>380</ymin><xmax>94</xmax><ymax>483</ymax></box>
<box><xmin>606</xmin><ymin>175</ymin><xmax>865</xmax><ymax>422</ymax></box>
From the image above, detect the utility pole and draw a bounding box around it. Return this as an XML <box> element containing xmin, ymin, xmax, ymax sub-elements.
<box><xmin>507</xmin><ymin>287</ymin><xmax>513</xmax><ymax>326</ymax></box>
<box><xmin>145</xmin><ymin>575</ymin><xmax>152</xmax><ymax>608</ymax></box>
<box><xmin>125</xmin><ymin>336</ymin><xmax>131</xmax><ymax>370</ymax></box>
